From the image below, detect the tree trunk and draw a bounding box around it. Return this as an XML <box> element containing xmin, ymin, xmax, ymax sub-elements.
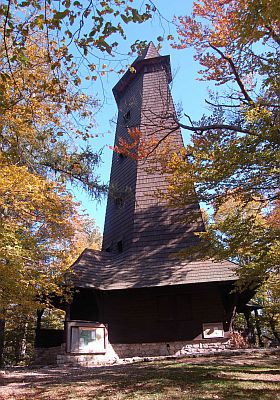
<box><xmin>0</xmin><ymin>317</ymin><xmax>6</xmax><ymax>367</ymax></box>
<box><xmin>268</xmin><ymin>317</ymin><xmax>280</xmax><ymax>342</ymax></box>
<box><xmin>15</xmin><ymin>322</ymin><xmax>28</xmax><ymax>363</ymax></box>
<box><xmin>64</xmin><ymin>303</ymin><xmax>71</xmax><ymax>344</ymax></box>
<box><xmin>36</xmin><ymin>309</ymin><xmax>44</xmax><ymax>331</ymax></box>
<box><xmin>244</xmin><ymin>309</ymin><xmax>255</xmax><ymax>344</ymax></box>
<box><xmin>254</xmin><ymin>309</ymin><xmax>264</xmax><ymax>347</ymax></box>
<box><xmin>35</xmin><ymin>309</ymin><xmax>44</xmax><ymax>348</ymax></box>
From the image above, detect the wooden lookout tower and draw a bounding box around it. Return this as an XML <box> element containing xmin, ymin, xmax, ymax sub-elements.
<box><xmin>37</xmin><ymin>43</ymin><xmax>253</xmax><ymax>365</ymax></box>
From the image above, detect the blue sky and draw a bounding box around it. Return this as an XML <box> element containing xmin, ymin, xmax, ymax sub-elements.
<box><xmin>72</xmin><ymin>0</ymin><xmax>211</xmax><ymax>231</ymax></box>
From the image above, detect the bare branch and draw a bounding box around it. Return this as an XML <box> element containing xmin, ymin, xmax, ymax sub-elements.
<box><xmin>205</xmin><ymin>99</ymin><xmax>241</xmax><ymax>108</ymax></box>
<box><xmin>184</xmin><ymin>114</ymin><xmax>195</xmax><ymax>126</ymax></box>
<box><xmin>265</xmin><ymin>25</ymin><xmax>280</xmax><ymax>46</ymax></box>
<box><xmin>209</xmin><ymin>43</ymin><xmax>253</xmax><ymax>104</ymax></box>
<box><xmin>178</xmin><ymin>121</ymin><xmax>253</xmax><ymax>135</ymax></box>
<box><xmin>145</xmin><ymin>125</ymin><xmax>179</xmax><ymax>157</ymax></box>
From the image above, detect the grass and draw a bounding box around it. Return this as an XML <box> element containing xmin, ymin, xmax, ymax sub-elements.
<box><xmin>0</xmin><ymin>353</ymin><xmax>279</xmax><ymax>400</ymax></box>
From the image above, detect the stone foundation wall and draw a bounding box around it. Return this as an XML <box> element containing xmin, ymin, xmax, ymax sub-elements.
<box><xmin>57</xmin><ymin>343</ymin><xmax>119</xmax><ymax>366</ymax></box>
<box><xmin>56</xmin><ymin>339</ymin><xmax>232</xmax><ymax>366</ymax></box>
<box><xmin>113</xmin><ymin>338</ymin><xmax>232</xmax><ymax>358</ymax></box>
<box><xmin>34</xmin><ymin>345</ymin><xmax>65</xmax><ymax>365</ymax></box>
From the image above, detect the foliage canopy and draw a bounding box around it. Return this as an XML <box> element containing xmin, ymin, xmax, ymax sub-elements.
<box><xmin>0</xmin><ymin>0</ymin><xmax>156</xmax><ymax>363</ymax></box>
<box><xmin>157</xmin><ymin>0</ymin><xmax>280</xmax><ymax>290</ymax></box>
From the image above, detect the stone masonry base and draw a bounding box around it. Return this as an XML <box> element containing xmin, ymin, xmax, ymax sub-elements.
<box><xmin>34</xmin><ymin>345</ymin><xmax>65</xmax><ymax>365</ymax></box>
<box><xmin>54</xmin><ymin>339</ymin><xmax>232</xmax><ymax>366</ymax></box>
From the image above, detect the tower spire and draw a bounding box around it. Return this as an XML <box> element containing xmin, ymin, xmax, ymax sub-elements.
<box><xmin>113</xmin><ymin>42</ymin><xmax>171</xmax><ymax>103</ymax></box>
<box><xmin>137</xmin><ymin>41</ymin><xmax>160</xmax><ymax>60</ymax></box>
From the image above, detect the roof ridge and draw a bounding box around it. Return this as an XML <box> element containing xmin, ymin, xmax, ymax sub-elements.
<box><xmin>137</xmin><ymin>41</ymin><xmax>160</xmax><ymax>61</ymax></box>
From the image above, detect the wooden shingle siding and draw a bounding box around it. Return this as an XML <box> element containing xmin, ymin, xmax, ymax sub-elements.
<box><xmin>102</xmin><ymin>72</ymin><xmax>142</xmax><ymax>252</ymax></box>
<box><xmin>72</xmin><ymin>246</ymin><xmax>237</xmax><ymax>290</ymax></box>
<box><xmin>96</xmin><ymin>283</ymin><xmax>232</xmax><ymax>343</ymax></box>
<box><xmin>102</xmin><ymin>42</ymin><xmax>204</xmax><ymax>258</ymax></box>
<box><xmin>70</xmin><ymin>289</ymin><xmax>100</xmax><ymax>321</ymax></box>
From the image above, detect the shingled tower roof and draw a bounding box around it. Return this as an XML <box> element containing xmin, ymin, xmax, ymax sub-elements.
<box><xmin>72</xmin><ymin>43</ymin><xmax>238</xmax><ymax>290</ymax></box>
<box><xmin>136</xmin><ymin>41</ymin><xmax>160</xmax><ymax>60</ymax></box>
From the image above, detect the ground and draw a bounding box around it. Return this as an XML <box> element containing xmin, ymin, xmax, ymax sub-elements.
<box><xmin>0</xmin><ymin>352</ymin><xmax>279</xmax><ymax>400</ymax></box>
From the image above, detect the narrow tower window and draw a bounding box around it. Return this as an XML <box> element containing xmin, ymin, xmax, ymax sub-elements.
<box><xmin>118</xmin><ymin>152</ymin><xmax>127</xmax><ymax>160</ymax></box>
<box><xmin>117</xmin><ymin>240</ymin><xmax>123</xmax><ymax>253</ymax></box>
<box><xmin>114</xmin><ymin>197</ymin><xmax>124</xmax><ymax>208</ymax></box>
<box><xmin>123</xmin><ymin>110</ymin><xmax>131</xmax><ymax>123</ymax></box>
